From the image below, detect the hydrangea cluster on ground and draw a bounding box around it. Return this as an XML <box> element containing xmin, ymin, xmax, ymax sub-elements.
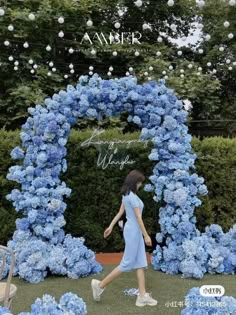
<box><xmin>181</xmin><ymin>287</ymin><xmax>236</xmax><ymax>314</ymax></box>
<box><xmin>0</xmin><ymin>292</ymin><xmax>87</xmax><ymax>315</ymax></box>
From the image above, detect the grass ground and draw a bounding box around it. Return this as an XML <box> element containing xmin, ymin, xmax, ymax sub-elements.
<box><xmin>10</xmin><ymin>264</ymin><xmax>236</xmax><ymax>315</ymax></box>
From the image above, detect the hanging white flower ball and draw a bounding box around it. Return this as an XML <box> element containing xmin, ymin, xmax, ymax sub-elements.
<box><xmin>197</xmin><ymin>0</ymin><xmax>205</xmax><ymax>8</ymax></box>
<box><xmin>91</xmin><ymin>49</ymin><xmax>96</xmax><ymax>55</ymax></box>
<box><xmin>207</xmin><ymin>62</ymin><xmax>211</xmax><ymax>67</ymax></box>
<box><xmin>46</xmin><ymin>45</ymin><xmax>52</xmax><ymax>51</ymax></box>
<box><xmin>129</xmin><ymin>67</ymin><xmax>134</xmax><ymax>72</ymax></box>
<box><xmin>169</xmin><ymin>65</ymin><xmax>173</xmax><ymax>70</ymax></box>
<box><xmin>28</xmin><ymin>59</ymin><xmax>34</xmax><ymax>64</ymax></box>
<box><xmin>64</xmin><ymin>74</ymin><xmax>68</xmax><ymax>79</ymax></box>
<box><xmin>69</xmin><ymin>63</ymin><xmax>74</xmax><ymax>69</ymax></box>
<box><xmin>198</xmin><ymin>48</ymin><xmax>204</xmax><ymax>54</ymax></box>
<box><xmin>70</xmin><ymin>69</ymin><xmax>75</xmax><ymax>74</ymax></box>
<box><xmin>52</xmin><ymin>67</ymin><xmax>56</xmax><ymax>72</ymax></box>
<box><xmin>8</xmin><ymin>55</ymin><xmax>14</xmax><ymax>61</ymax></box>
<box><xmin>47</xmin><ymin>71</ymin><xmax>52</xmax><ymax>76</ymax></box>
<box><xmin>14</xmin><ymin>60</ymin><xmax>19</xmax><ymax>66</ymax></box>
<box><xmin>212</xmin><ymin>69</ymin><xmax>217</xmax><ymax>74</ymax></box>
<box><xmin>180</xmin><ymin>69</ymin><xmax>185</xmax><ymax>73</ymax></box>
<box><xmin>14</xmin><ymin>66</ymin><xmax>18</xmax><ymax>71</ymax></box>
<box><xmin>228</xmin><ymin>33</ymin><xmax>234</xmax><ymax>39</ymax></box>
<box><xmin>134</xmin><ymin>0</ymin><xmax>143</xmax><ymax>7</ymax></box>
<box><xmin>142</xmin><ymin>23</ymin><xmax>150</xmax><ymax>30</ymax></box>
<box><xmin>147</xmin><ymin>77</ymin><xmax>152</xmax><ymax>81</ymax></box>
<box><xmin>49</xmin><ymin>61</ymin><xmax>54</xmax><ymax>67</ymax></box>
<box><xmin>89</xmin><ymin>66</ymin><xmax>94</xmax><ymax>71</ymax></box>
<box><xmin>33</xmin><ymin>64</ymin><xmax>38</xmax><ymax>69</ymax></box>
<box><xmin>87</xmin><ymin>19</ymin><xmax>93</xmax><ymax>27</ymax></box>
<box><xmin>164</xmin><ymin>75</ymin><xmax>169</xmax><ymax>80</ymax></box>
<box><xmin>233</xmin><ymin>61</ymin><xmax>236</xmax><ymax>66</ymax></box>
<box><xmin>149</xmin><ymin>66</ymin><xmax>153</xmax><ymax>71</ymax></box>
<box><xmin>156</xmin><ymin>51</ymin><xmax>162</xmax><ymax>56</ymax></box>
<box><xmin>28</xmin><ymin>13</ymin><xmax>35</xmax><ymax>21</ymax></box>
<box><xmin>205</xmin><ymin>34</ymin><xmax>211</xmax><ymax>41</ymax></box>
<box><xmin>170</xmin><ymin>24</ymin><xmax>177</xmax><ymax>31</ymax></box>
<box><xmin>58</xmin><ymin>16</ymin><xmax>64</xmax><ymax>24</ymax></box>
<box><xmin>69</xmin><ymin>47</ymin><xmax>74</xmax><ymax>54</ymax></box>
<box><xmin>228</xmin><ymin>66</ymin><xmax>233</xmax><ymax>70</ymax></box>
<box><xmin>226</xmin><ymin>59</ymin><xmax>231</xmax><ymax>64</ymax></box>
<box><xmin>219</xmin><ymin>46</ymin><xmax>225</xmax><ymax>52</ymax></box>
<box><xmin>144</xmin><ymin>72</ymin><xmax>148</xmax><ymax>76</ymax></box>
<box><xmin>177</xmin><ymin>50</ymin><xmax>182</xmax><ymax>56</ymax></box>
<box><xmin>89</xmin><ymin>71</ymin><xmax>93</xmax><ymax>76</ymax></box>
<box><xmin>113</xmin><ymin>51</ymin><xmax>118</xmax><ymax>56</ymax></box>
<box><xmin>126</xmin><ymin>72</ymin><xmax>130</xmax><ymax>76</ymax></box>
<box><xmin>109</xmin><ymin>66</ymin><xmax>114</xmax><ymax>71</ymax></box>
<box><xmin>31</xmin><ymin>69</ymin><xmax>35</xmax><ymax>74</ymax></box>
<box><xmin>114</xmin><ymin>22</ymin><xmax>121</xmax><ymax>29</ymax></box>
<box><xmin>198</xmin><ymin>67</ymin><xmax>202</xmax><ymax>71</ymax></box>
<box><xmin>142</xmin><ymin>23</ymin><xmax>148</xmax><ymax>30</ymax></box>
<box><xmin>58</xmin><ymin>31</ymin><xmax>64</xmax><ymax>38</ymax></box>
<box><xmin>188</xmin><ymin>64</ymin><xmax>193</xmax><ymax>69</ymax></box>
<box><xmin>135</xmin><ymin>51</ymin><xmax>140</xmax><ymax>56</ymax></box>
<box><xmin>162</xmin><ymin>70</ymin><xmax>166</xmax><ymax>75</ymax></box>
<box><xmin>0</xmin><ymin>8</ymin><xmax>5</xmax><ymax>16</ymax></box>
<box><xmin>197</xmin><ymin>72</ymin><xmax>201</xmax><ymax>76</ymax></box>
<box><xmin>229</xmin><ymin>0</ymin><xmax>236</xmax><ymax>6</ymax></box>
<box><xmin>107</xmin><ymin>71</ymin><xmax>112</xmax><ymax>76</ymax></box>
<box><xmin>180</xmin><ymin>74</ymin><xmax>185</xmax><ymax>78</ymax></box>
<box><xmin>23</xmin><ymin>41</ymin><xmax>29</xmax><ymax>48</ymax></box>
<box><xmin>157</xmin><ymin>36</ymin><xmax>163</xmax><ymax>43</ymax></box>
<box><xmin>167</xmin><ymin>0</ymin><xmax>175</xmax><ymax>7</ymax></box>
<box><xmin>8</xmin><ymin>25</ymin><xmax>14</xmax><ymax>31</ymax></box>
<box><xmin>4</xmin><ymin>40</ymin><xmax>10</xmax><ymax>46</ymax></box>
<box><xmin>224</xmin><ymin>21</ymin><xmax>230</xmax><ymax>28</ymax></box>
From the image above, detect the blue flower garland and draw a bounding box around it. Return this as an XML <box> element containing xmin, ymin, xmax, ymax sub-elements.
<box><xmin>4</xmin><ymin>73</ymin><xmax>236</xmax><ymax>283</ymax></box>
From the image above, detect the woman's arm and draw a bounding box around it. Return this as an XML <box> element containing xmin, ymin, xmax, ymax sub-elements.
<box><xmin>108</xmin><ymin>202</ymin><xmax>125</xmax><ymax>229</ymax></box>
<box><xmin>133</xmin><ymin>207</ymin><xmax>149</xmax><ymax>238</ymax></box>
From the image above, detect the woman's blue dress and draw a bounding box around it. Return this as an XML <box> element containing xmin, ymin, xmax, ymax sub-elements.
<box><xmin>117</xmin><ymin>190</ymin><xmax>148</xmax><ymax>272</ymax></box>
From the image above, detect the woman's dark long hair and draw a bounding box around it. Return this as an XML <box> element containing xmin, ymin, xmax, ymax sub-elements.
<box><xmin>120</xmin><ymin>169</ymin><xmax>145</xmax><ymax>196</ymax></box>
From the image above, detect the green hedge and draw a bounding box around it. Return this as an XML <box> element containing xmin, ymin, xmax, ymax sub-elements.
<box><xmin>0</xmin><ymin>128</ymin><xmax>236</xmax><ymax>252</ymax></box>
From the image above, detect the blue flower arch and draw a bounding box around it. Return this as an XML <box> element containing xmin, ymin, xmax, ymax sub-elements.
<box><xmin>5</xmin><ymin>73</ymin><xmax>236</xmax><ymax>283</ymax></box>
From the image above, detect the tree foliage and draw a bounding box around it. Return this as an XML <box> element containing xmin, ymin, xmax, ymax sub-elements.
<box><xmin>0</xmin><ymin>0</ymin><xmax>235</xmax><ymax>132</ymax></box>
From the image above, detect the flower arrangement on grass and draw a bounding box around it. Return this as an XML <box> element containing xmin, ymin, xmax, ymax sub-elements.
<box><xmin>3</xmin><ymin>73</ymin><xmax>236</xmax><ymax>283</ymax></box>
<box><xmin>181</xmin><ymin>287</ymin><xmax>236</xmax><ymax>314</ymax></box>
<box><xmin>0</xmin><ymin>307</ymin><xmax>13</xmax><ymax>315</ymax></box>
<box><xmin>0</xmin><ymin>292</ymin><xmax>87</xmax><ymax>315</ymax></box>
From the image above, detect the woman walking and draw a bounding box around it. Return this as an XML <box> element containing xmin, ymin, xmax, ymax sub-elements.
<box><xmin>91</xmin><ymin>169</ymin><xmax>158</xmax><ymax>307</ymax></box>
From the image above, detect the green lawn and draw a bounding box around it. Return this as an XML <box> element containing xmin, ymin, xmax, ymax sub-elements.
<box><xmin>10</xmin><ymin>265</ymin><xmax>236</xmax><ymax>315</ymax></box>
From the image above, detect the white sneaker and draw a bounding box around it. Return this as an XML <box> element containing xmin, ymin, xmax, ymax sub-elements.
<box><xmin>91</xmin><ymin>279</ymin><xmax>105</xmax><ymax>301</ymax></box>
<box><xmin>136</xmin><ymin>292</ymin><xmax>158</xmax><ymax>307</ymax></box>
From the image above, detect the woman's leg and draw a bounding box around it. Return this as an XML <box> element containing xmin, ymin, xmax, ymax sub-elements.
<box><xmin>136</xmin><ymin>267</ymin><xmax>146</xmax><ymax>297</ymax></box>
<box><xmin>99</xmin><ymin>266</ymin><xmax>123</xmax><ymax>289</ymax></box>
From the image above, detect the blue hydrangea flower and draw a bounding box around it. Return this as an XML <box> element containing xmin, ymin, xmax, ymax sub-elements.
<box><xmin>181</xmin><ymin>287</ymin><xmax>236</xmax><ymax>315</ymax></box>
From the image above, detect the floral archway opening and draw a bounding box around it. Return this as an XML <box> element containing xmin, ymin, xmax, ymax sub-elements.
<box><xmin>4</xmin><ymin>73</ymin><xmax>236</xmax><ymax>283</ymax></box>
